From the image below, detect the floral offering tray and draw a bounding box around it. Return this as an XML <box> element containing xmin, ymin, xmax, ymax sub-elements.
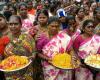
<box><xmin>84</xmin><ymin>54</ymin><xmax>100</xmax><ymax>71</ymax></box>
<box><xmin>0</xmin><ymin>55</ymin><xmax>32</xmax><ymax>72</ymax></box>
<box><xmin>51</xmin><ymin>53</ymin><xmax>79</xmax><ymax>70</ymax></box>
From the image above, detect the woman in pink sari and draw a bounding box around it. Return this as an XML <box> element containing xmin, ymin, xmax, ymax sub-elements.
<box><xmin>35</xmin><ymin>9</ymin><xmax>77</xmax><ymax>79</ymax></box>
<box><xmin>19</xmin><ymin>3</ymin><xmax>35</xmax><ymax>33</ymax></box>
<box><xmin>37</xmin><ymin>16</ymin><xmax>78</xmax><ymax>80</ymax></box>
<box><xmin>33</xmin><ymin>9</ymin><xmax>49</xmax><ymax>80</ymax></box>
<box><xmin>73</xmin><ymin>19</ymin><xmax>100</xmax><ymax>80</ymax></box>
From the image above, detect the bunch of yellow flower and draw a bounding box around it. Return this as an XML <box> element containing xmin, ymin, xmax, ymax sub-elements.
<box><xmin>52</xmin><ymin>53</ymin><xmax>73</xmax><ymax>69</ymax></box>
<box><xmin>0</xmin><ymin>55</ymin><xmax>29</xmax><ymax>71</ymax></box>
<box><xmin>85</xmin><ymin>54</ymin><xmax>100</xmax><ymax>68</ymax></box>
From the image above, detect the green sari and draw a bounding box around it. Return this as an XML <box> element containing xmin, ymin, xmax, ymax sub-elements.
<box><xmin>4</xmin><ymin>33</ymin><xmax>35</xmax><ymax>80</ymax></box>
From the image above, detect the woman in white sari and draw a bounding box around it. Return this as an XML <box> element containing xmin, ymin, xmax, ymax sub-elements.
<box><xmin>41</xmin><ymin>17</ymin><xmax>77</xmax><ymax>80</ymax></box>
<box><xmin>73</xmin><ymin>19</ymin><xmax>100</xmax><ymax>80</ymax></box>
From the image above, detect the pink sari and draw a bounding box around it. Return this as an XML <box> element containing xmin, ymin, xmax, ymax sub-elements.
<box><xmin>21</xmin><ymin>14</ymin><xmax>35</xmax><ymax>33</ymax></box>
<box><xmin>66</xmin><ymin>29</ymin><xmax>81</xmax><ymax>41</ymax></box>
<box><xmin>79</xmin><ymin>35</ymin><xmax>100</xmax><ymax>59</ymax></box>
<box><xmin>22</xmin><ymin>19</ymin><xmax>33</xmax><ymax>33</ymax></box>
<box><xmin>42</xmin><ymin>31</ymin><xmax>73</xmax><ymax>80</ymax></box>
<box><xmin>74</xmin><ymin>35</ymin><xmax>100</xmax><ymax>80</ymax></box>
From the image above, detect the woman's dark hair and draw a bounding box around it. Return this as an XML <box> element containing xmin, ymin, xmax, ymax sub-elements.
<box><xmin>76</xmin><ymin>7</ymin><xmax>85</xmax><ymax>14</ymax></box>
<box><xmin>82</xmin><ymin>19</ymin><xmax>94</xmax><ymax>30</ymax></box>
<box><xmin>3</xmin><ymin>11</ymin><xmax>12</xmax><ymax>21</ymax></box>
<box><xmin>50</xmin><ymin>1</ymin><xmax>61</xmax><ymax>13</ymax></box>
<box><xmin>10</xmin><ymin>6</ymin><xmax>17</xmax><ymax>15</ymax></box>
<box><xmin>48</xmin><ymin>16</ymin><xmax>58</xmax><ymax>25</ymax></box>
<box><xmin>18</xmin><ymin>2</ymin><xmax>27</xmax><ymax>10</ymax></box>
<box><xmin>9</xmin><ymin>15</ymin><xmax>22</xmax><ymax>25</ymax></box>
<box><xmin>25</xmin><ymin>0</ymin><xmax>32</xmax><ymax>3</ymax></box>
<box><xmin>0</xmin><ymin>13</ymin><xmax>6</xmax><ymax>19</ymax></box>
<box><xmin>50</xmin><ymin>4</ymin><xmax>57</xmax><ymax>13</ymax></box>
<box><xmin>36</xmin><ymin>9</ymin><xmax>49</xmax><ymax>21</ymax></box>
<box><xmin>68</xmin><ymin>15</ymin><xmax>76</xmax><ymax>22</ymax></box>
<box><xmin>33</xmin><ymin>21</ymin><xmax>38</xmax><ymax>26</ymax></box>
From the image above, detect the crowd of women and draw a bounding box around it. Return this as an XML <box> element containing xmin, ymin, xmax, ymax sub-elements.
<box><xmin>0</xmin><ymin>0</ymin><xmax>100</xmax><ymax>80</ymax></box>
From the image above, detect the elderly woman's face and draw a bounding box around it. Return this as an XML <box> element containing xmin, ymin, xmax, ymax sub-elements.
<box><xmin>84</xmin><ymin>22</ymin><xmax>95</xmax><ymax>35</ymax></box>
<box><xmin>48</xmin><ymin>21</ymin><xmax>59</xmax><ymax>35</ymax></box>
<box><xmin>9</xmin><ymin>17</ymin><xmax>21</xmax><ymax>34</ymax></box>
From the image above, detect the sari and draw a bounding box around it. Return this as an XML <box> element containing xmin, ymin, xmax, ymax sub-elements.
<box><xmin>0</xmin><ymin>36</ymin><xmax>10</xmax><ymax>80</ymax></box>
<box><xmin>34</xmin><ymin>27</ymin><xmax>49</xmax><ymax>80</ymax></box>
<box><xmin>42</xmin><ymin>31</ymin><xmax>73</xmax><ymax>80</ymax></box>
<box><xmin>66</xmin><ymin>29</ymin><xmax>81</xmax><ymax>41</ymax></box>
<box><xmin>78</xmin><ymin>35</ymin><xmax>100</xmax><ymax>59</ymax></box>
<box><xmin>73</xmin><ymin>35</ymin><xmax>100</xmax><ymax>80</ymax></box>
<box><xmin>21</xmin><ymin>14</ymin><xmax>35</xmax><ymax>33</ymax></box>
<box><xmin>0</xmin><ymin>36</ymin><xmax>10</xmax><ymax>56</ymax></box>
<box><xmin>4</xmin><ymin>33</ymin><xmax>35</xmax><ymax>80</ymax></box>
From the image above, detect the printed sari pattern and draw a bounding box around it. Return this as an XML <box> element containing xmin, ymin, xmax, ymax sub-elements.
<box><xmin>79</xmin><ymin>35</ymin><xmax>100</xmax><ymax>59</ymax></box>
<box><xmin>42</xmin><ymin>31</ymin><xmax>73</xmax><ymax>80</ymax></box>
<box><xmin>4</xmin><ymin>33</ymin><xmax>35</xmax><ymax>80</ymax></box>
<box><xmin>75</xmin><ymin>35</ymin><xmax>100</xmax><ymax>80</ymax></box>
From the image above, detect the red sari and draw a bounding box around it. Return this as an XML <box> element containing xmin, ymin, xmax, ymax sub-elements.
<box><xmin>0</xmin><ymin>36</ymin><xmax>10</xmax><ymax>56</ymax></box>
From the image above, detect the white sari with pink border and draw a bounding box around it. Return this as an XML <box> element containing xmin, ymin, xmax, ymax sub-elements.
<box><xmin>42</xmin><ymin>31</ymin><xmax>73</xmax><ymax>80</ymax></box>
<box><xmin>75</xmin><ymin>35</ymin><xmax>100</xmax><ymax>80</ymax></box>
<box><xmin>79</xmin><ymin>35</ymin><xmax>100</xmax><ymax>59</ymax></box>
